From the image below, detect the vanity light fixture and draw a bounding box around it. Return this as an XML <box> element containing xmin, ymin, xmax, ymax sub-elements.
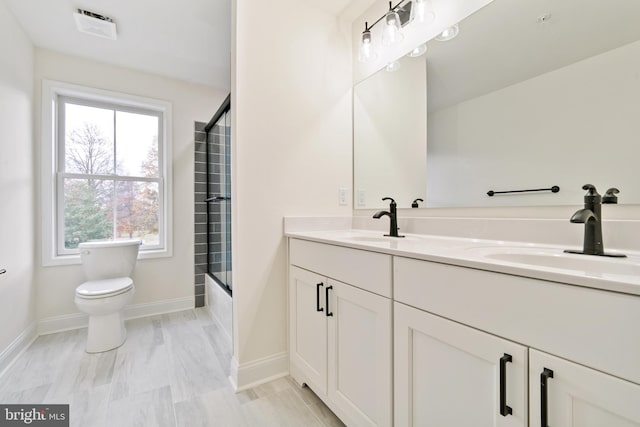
<box><xmin>358</xmin><ymin>22</ymin><xmax>374</xmax><ymax>62</ymax></box>
<box><xmin>358</xmin><ymin>0</ymin><xmax>416</xmax><ymax>62</ymax></box>
<box><xmin>382</xmin><ymin>2</ymin><xmax>404</xmax><ymax>46</ymax></box>
<box><xmin>407</xmin><ymin>43</ymin><xmax>427</xmax><ymax>57</ymax></box>
<box><xmin>414</xmin><ymin>0</ymin><xmax>435</xmax><ymax>24</ymax></box>
<box><xmin>435</xmin><ymin>23</ymin><xmax>459</xmax><ymax>41</ymax></box>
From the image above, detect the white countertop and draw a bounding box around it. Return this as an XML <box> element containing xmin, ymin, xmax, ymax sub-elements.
<box><xmin>286</xmin><ymin>229</ymin><xmax>640</xmax><ymax>296</ymax></box>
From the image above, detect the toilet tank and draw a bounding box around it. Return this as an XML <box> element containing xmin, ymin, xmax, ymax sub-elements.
<box><xmin>78</xmin><ymin>240</ymin><xmax>141</xmax><ymax>280</ymax></box>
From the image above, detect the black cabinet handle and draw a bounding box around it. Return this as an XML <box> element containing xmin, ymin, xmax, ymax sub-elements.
<box><xmin>541</xmin><ymin>368</ymin><xmax>554</xmax><ymax>427</ymax></box>
<box><xmin>500</xmin><ymin>353</ymin><xmax>513</xmax><ymax>416</ymax></box>
<box><xmin>325</xmin><ymin>285</ymin><xmax>333</xmax><ymax>317</ymax></box>
<box><xmin>0</xmin><ymin>269</ymin><xmax>6</xmax><ymax>275</ymax></box>
<box><xmin>316</xmin><ymin>282</ymin><xmax>324</xmax><ymax>312</ymax></box>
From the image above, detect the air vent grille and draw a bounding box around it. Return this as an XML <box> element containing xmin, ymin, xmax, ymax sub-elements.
<box><xmin>73</xmin><ymin>9</ymin><xmax>117</xmax><ymax>40</ymax></box>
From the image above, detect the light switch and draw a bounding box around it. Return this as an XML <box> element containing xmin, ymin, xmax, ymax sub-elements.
<box><xmin>339</xmin><ymin>188</ymin><xmax>348</xmax><ymax>206</ymax></box>
<box><xmin>357</xmin><ymin>189</ymin><xmax>366</xmax><ymax>207</ymax></box>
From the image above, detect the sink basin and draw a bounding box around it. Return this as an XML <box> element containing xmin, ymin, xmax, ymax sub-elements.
<box><xmin>475</xmin><ymin>248</ymin><xmax>640</xmax><ymax>277</ymax></box>
<box><xmin>320</xmin><ymin>230</ymin><xmax>419</xmax><ymax>243</ymax></box>
<box><xmin>346</xmin><ymin>236</ymin><xmax>394</xmax><ymax>242</ymax></box>
<box><xmin>345</xmin><ymin>235</ymin><xmax>414</xmax><ymax>243</ymax></box>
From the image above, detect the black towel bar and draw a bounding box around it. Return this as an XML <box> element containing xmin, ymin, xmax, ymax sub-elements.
<box><xmin>487</xmin><ymin>186</ymin><xmax>560</xmax><ymax>197</ymax></box>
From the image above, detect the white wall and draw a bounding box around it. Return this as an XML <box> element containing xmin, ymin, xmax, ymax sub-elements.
<box><xmin>428</xmin><ymin>39</ymin><xmax>640</xmax><ymax>208</ymax></box>
<box><xmin>34</xmin><ymin>49</ymin><xmax>226</xmax><ymax>322</ymax></box>
<box><xmin>0</xmin><ymin>2</ymin><xmax>36</xmax><ymax>357</ymax></box>
<box><xmin>232</xmin><ymin>0</ymin><xmax>353</xmax><ymax>383</ymax></box>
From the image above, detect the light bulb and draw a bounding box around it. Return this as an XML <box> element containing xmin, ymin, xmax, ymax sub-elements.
<box><xmin>407</xmin><ymin>44</ymin><xmax>427</xmax><ymax>58</ymax></box>
<box><xmin>414</xmin><ymin>0</ymin><xmax>435</xmax><ymax>24</ymax></box>
<box><xmin>358</xmin><ymin>29</ymin><xmax>373</xmax><ymax>63</ymax></box>
<box><xmin>385</xmin><ymin>61</ymin><xmax>401</xmax><ymax>72</ymax></box>
<box><xmin>435</xmin><ymin>24</ymin><xmax>459</xmax><ymax>41</ymax></box>
<box><xmin>381</xmin><ymin>8</ymin><xmax>403</xmax><ymax>46</ymax></box>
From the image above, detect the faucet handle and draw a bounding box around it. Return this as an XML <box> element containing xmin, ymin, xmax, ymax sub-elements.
<box><xmin>382</xmin><ymin>197</ymin><xmax>396</xmax><ymax>207</ymax></box>
<box><xmin>603</xmin><ymin>188</ymin><xmax>619</xmax><ymax>204</ymax></box>
<box><xmin>581</xmin><ymin>184</ymin><xmax>601</xmax><ymax>204</ymax></box>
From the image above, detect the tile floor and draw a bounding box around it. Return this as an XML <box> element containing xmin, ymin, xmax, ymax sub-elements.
<box><xmin>0</xmin><ymin>309</ymin><xmax>344</xmax><ymax>427</ymax></box>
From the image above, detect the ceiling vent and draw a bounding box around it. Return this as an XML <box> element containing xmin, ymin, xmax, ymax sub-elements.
<box><xmin>73</xmin><ymin>9</ymin><xmax>117</xmax><ymax>40</ymax></box>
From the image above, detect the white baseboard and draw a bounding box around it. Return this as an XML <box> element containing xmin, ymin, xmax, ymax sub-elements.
<box><xmin>38</xmin><ymin>296</ymin><xmax>194</xmax><ymax>335</ymax></box>
<box><xmin>231</xmin><ymin>352</ymin><xmax>289</xmax><ymax>392</ymax></box>
<box><xmin>38</xmin><ymin>312</ymin><xmax>88</xmax><ymax>335</ymax></box>
<box><xmin>124</xmin><ymin>296</ymin><xmax>194</xmax><ymax>320</ymax></box>
<box><xmin>0</xmin><ymin>323</ymin><xmax>38</xmax><ymax>378</ymax></box>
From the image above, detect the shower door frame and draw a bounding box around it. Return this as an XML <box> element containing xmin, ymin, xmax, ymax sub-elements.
<box><xmin>204</xmin><ymin>94</ymin><xmax>232</xmax><ymax>295</ymax></box>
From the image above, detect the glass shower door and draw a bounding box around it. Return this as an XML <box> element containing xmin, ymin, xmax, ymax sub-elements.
<box><xmin>205</xmin><ymin>100</ymin><xmax>232</xmax><ymax>293</ymax></box>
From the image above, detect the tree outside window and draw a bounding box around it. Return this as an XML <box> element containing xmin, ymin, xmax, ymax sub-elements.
<box><xmin>59</xmin><ymin>98</ymin><xmax>162</xmax><ymax>252</ymax></box>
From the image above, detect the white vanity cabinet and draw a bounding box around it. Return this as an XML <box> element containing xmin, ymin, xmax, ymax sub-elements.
<box><xmin>289</xmin><ymin>239</ymin><xmax>393</xmax><ymax>427</ymax></box>
<box><xmin>393</xmin><ymin>256</ymin><xmax>640</xmax><ymax>427</ymax></box>
<box><xmin>394</xmin><ymin>302</ymin><xmax>528</xmax><ymax>427</ymax></box>
<box><xmin>289</xmin><ymin>266</ymin><xmax>329</xmax><ymax>396</ymax></box>
<box><xmin>287</xmin><ymin>230</ymin><xmax>640</xmax><ymax>427</ymax></box>
<box><xmin>529</xmin><ymin>349</ymin><xmax>640</xmax><ymax>427</ymax></box>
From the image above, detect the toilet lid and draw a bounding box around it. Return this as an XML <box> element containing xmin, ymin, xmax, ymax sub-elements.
<box><xmin>76</xmin><ymin>277</ymin><xmax>134</xmax><ymax>298</ymax></box>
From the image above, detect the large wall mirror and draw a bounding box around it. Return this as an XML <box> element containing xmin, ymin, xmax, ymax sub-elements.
<box><xmin>353</xmin><ymin>0</ymin><xmax>640</xmax><ymax>210</ymax></box>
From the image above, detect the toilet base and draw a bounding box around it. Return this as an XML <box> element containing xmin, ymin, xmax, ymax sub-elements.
<box><xmin>85</xmin><ymin>311</ymin><xmax>127</xmax><ymax>353</ymax></box>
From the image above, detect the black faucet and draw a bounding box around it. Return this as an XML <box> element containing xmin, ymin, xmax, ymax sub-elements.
<box><xmin>564</xmin><ymin>184</ymin><xmax>625</xmax><ymax>257</ymax></box>
<box><xmin>373</xmin><ymin>197</ymin><xmax>404</xmax><ymax>238</ymax></box>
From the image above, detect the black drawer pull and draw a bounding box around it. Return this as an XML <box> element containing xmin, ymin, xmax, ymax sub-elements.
<box><xmin>500</xmin><ymin>353</ymin><xmax>513</xmax><ymax>416</ymax></box>
<box><xmin>0</xmin><ymin>269</ymin><xmax>6</xmax><ymax>275</ymax></box>
<box><xmin>325</xmin><ymin>285</ymin><xmax>333</xmax><ymax>317</ymax></box>
<box><xmin>316</xmin><ymin>282</ymin><xmax>324</xmax><ymax>312</ymax></box>
<box><xmin>541</xmin><ymin>368</ymin><xmax>554</xmax><ymax>427</ymax></box>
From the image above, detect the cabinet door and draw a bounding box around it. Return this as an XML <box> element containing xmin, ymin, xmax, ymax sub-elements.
<box><xmin>395</xmin><ymin>302</ymin><xmax>527</xmax><ymax>427</ymax></box>
<box><xmin>327</xmin><ymin>279</ymin><xmax>392</xmax><ymax>426</ymax></box>
<box><xmin>289</xmin><ymin>266</ymin><xmax>328</xmax><ymax>396</ymax></box>
<box><xmin>530</xmin><ymin>349</ymin><xmax>640</xmax><ymax>427</ymax></box>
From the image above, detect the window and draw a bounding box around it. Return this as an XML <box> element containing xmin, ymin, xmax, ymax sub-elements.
<box><xmin>42</xmin><ymin>81</ymin><xmax>172</xmax><ymax>265</ymax></box>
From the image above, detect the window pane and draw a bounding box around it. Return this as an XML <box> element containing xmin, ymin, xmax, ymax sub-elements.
<box><xmin>63</xmin><ymin>178</ymin><xmax>114</xmax><ymax>249</ymax></box>
<box><xmin>116</xmin><ymin>181</ymin><xmax>159</xmax><ymax>246</ymax></box>
<box><xmin>116</xmin><ymin>111</ymin><xmax>159</xmax><ymax>177</ymax></box>
<box><xmin>64</xmin><ymin>103</ymin><xmax>115</xmax><ymax>174</ymax></box>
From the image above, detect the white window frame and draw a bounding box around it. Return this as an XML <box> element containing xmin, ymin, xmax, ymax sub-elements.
<box><xmin>41</xmin><ymin>80</ymin><xmax>173</xmax><ymax>266</ymax></box>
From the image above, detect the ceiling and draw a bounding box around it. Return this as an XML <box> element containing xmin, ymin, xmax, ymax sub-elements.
<box><xmin>426</xmin><ymin>0</ymin><xmax>640</xmax><ymax>112</ymax></box>
<box><xmin>3</xmin><ymin>0</ymin><xmax>231</xmax><ymax>90</ymax></box>
<box><xmin>303</xmin><ymin>0</ymin><xmax>357</xmax><ymax>15</ymax></box>
<box><xmin>2</xmin><ymin>0</ymin><xmax>373</xmax><ymax>91</ymax></box>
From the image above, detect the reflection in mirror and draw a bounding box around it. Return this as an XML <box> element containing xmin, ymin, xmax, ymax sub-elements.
<box><xmin>353</xmin><ymin>55</ymin><xmax>426</xmax><ymax>209</ymax></box>
<box><xmin>353</xmin><ymin>0</ymin><xmax>640</xmax><ymax>209</ymax></box>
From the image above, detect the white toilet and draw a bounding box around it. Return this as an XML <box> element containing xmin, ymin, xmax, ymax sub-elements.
<box><xmin>74</xmin><ymin>240</ymin><xmax>141</xmax><ymax>353</ymax></box>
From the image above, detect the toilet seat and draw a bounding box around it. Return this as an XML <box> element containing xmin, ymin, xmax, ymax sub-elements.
<box><xmin>76</xmin><ymin>277</ymin><xmax>134</xmax><ymax>299</ymax></box>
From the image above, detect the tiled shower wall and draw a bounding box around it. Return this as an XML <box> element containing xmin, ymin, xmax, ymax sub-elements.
<box><xmin>194</xmin><ymin>121</ymin><xmax>226</xmax><ymax>307</ymax></box>
<box><xmin>194</xmin><ymin>121</ymin><xmax>207</xmax><ymax>307</ymax></box>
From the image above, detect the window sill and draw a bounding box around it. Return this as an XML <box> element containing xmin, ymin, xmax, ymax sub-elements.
<box><xmin>42</xmin><ymin>248</ymin><xmax>173</xmax><ymax>267</ymax></box>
